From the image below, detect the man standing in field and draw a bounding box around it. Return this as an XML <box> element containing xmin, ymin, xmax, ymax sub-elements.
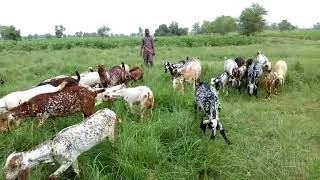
<box><xmin>140</xmin><ymin>28</ymin><xmax>155</xmax><ymax>67</ymax></box>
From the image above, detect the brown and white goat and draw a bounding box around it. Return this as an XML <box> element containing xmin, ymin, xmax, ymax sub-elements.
<box><xmin>262</xmin><ymin>72</ymin><xmax>279</xmax><ymax>98</ymax></box>
<box><xmin>128</xmin><ymin>66</ymin><xmax>144</xmax><ymax>82</ymax></box>
<box><xmin>0</xmin><ymin>86</ymin><xmax>104</xmax><ymax>131</ymax></box>
<box><xmin>107</xmin><ymin>63</ymin><xmax>130</xmax><ymax>86</ymax></box>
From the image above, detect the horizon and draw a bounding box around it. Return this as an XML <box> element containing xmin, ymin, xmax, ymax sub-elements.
<box><xmin>1</xmin><ymin>0</ymin><xmax>319</xmax><ymax>36</ymax></box>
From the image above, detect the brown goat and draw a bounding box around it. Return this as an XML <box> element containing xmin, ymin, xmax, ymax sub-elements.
<box><xmin>107</xmin><ymin>63</ymin><xmax>129</xmax><ymax>86</ymax></box>
<box><xmin>97</xmin><ymin>64</ymin><xmax>111</xmax><ymax>88</ymax></box>
<box><xmin>37</xmin><ymin>71</ymin><xmax>80</xmax><ymax>87</ymax></box>
<box><xmin>263</xmin><ymin>72</ymin><xmax>279</xmax><ymax>98</ymax></box>
<box><xmin>128</xmin><ymin>67</ymin><xmax>144</xmax><ymax>82</ymax></box>
<box><xmin>0</xmin><ymin>86</ymin><xmax>104</xmax><ymax>131</ymax></box>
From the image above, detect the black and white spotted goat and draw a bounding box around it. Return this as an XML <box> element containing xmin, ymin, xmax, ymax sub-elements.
<box><xmin>164</xmin><ymin>57</ymin><xmax>188</xmax><ymax>77</ymax></box>
<box><xmin>195</xmin><ymin>81</ymin><xmax>231</xmax><ymax>144</ymax></box>
<box><xmin>247</xmin><ymin>61</ymin><xmax>263</xmax><ymax>96</ymax></box>
<box><xmin>3</xmin><ymin>108</ymin><xmax>120</xmax><ymax>180</ymax></box>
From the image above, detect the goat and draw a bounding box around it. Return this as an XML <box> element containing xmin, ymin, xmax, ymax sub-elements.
<box><xmin>224</xmin><ymin>58</ymin><xmax>238</xmax><ymax>77</ymax></box>
<box><xmin>0</xmin><ymin>82</ymin><xmax>67</xmax><ymax>113</ymax></box>
<box><xmin>195</xmin><ymin>82</ymin><xmax>230</xmax><ymax>144</ymax></box>
<box><xmin>104</xmin><ymin>86</ymin><xmax>154</xmax><ymax>118</ymax></box>
<box><xmin>274</xmin><ymin>60</ymin><xmax>287</xmax><ymax>86</ymax></box>
<box><xmin>247</xmin><ymin>62</ymin><xmax>263</xmax><ymax>96</ymax></box>
<box><xmin>96</xmin><ymin>64</ymin><xmax>110</xmax><ymax>88</ymax></box>
<box><xmin>0</xmin><ymin>86</ymin><xmax>104</xmax><ymax>130</ymax></box>
<box><xmin>164</xmin><ymin>57</ymin><xmax>188</xmax><ymax>77</ymax></box>
<box><xmin>172</xmin><ymin>58</ymin><xmax>201</xmax><ymax>91</ymax></box>
<box><xmin>172</xmin><ymin>76</ymin><xmax>185</xmax><ymax>94</ymax></box>
<box><xmin>119</xmin><ymin>62</ymin><xmax>130</xmax><ymax>74</ymax></box>
<box><xmin>210</xmin><ymin>72</ymin><xmax>229</xmax><ymax>94</ymax></box>
<box><xmin>107</xmin><ymin>63</ymin><xmax>129</xmax><ymax>86</ymax></box>
<box><xmin>95</xmin><ymin>84</ymin><xmax>126</xmax><ymax>106</ymax></box>
<box><xmin>263</xmin><ymin>72</ymin><xmax>279</xmax><ymax>98</ymax></box>
<box><xmin>3</xmin><ymin>108</ymin><xmax>119</xmax><ymax>180</ymax></box>
<box><xmin>256</xmin><ymin>51</ymin><xmax>272</xmax><ymax>73</ymax></box>
<box><xmin>37</xmin><ymin>71</ymin><xmax>80</xmax><ymax>87</ymax></box>
<box><xmin>127</xmin><ymin>66</ymin><xmax>144</xmax><ymax>83</ymax></box>
<box><xmin>234</xmin><ymin>57</ymin><xmax>246</xmax><ymax>67</ymax></box>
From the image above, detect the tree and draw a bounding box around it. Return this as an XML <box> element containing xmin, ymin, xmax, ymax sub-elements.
<box><xmin>138</xmin><ymin>27</ymin><xmax>143</xmax><ymax>36</ymax></box>
<box><xmin>201</xmin><ymin>21</ymin><xmax>214</xmax><ymax>34</ymax></box>
<box><xmin>97</xmin><ymin>25</ymin><xmax>111</xmax><ymax>37</ymax></box>
<box><xmin>278</xmin><ymin>20</ymin><xmax>296</xmax><ymax>31</ymax></box>
<box><xmin>267</xmin><ymin>22</ymin><xmax>278</xmax><ymax>30</ymax></box>
<box><xmin>191</xmin><ymin>22</ymin><xmax>201</xmax><ymax>34</ymax></box>
<box><xmin>313</xmin><ymin>22</ymin><xmax>320</xmax><ymax>30</ymax></box>
<box><xmin>239</xmin><ymin>3</ymin><xmax>268</xmax><ymax>35</ymax></box>
<box><xmin>0</xmin><ymin>25</ymin><xmax>21</xmax><ymax>40</ymax></box>
<box><xmin>154</xmin><ymin>24</ymin><xmax>170</xmax><ymax>36</ymax></box>
<box><xmin>211</xmin><ymin>16</ymin><xmax>237</xmax><ymax>34</ymax></box>
<box><xmin>75</xmin><ymin>31</ymin><xmax>83</xmax><ymax>37</ymax></box>
<box><xmin>55</xmin><ymin>25</ymin><xmax>65</xmax><ymax>38</ymax></box>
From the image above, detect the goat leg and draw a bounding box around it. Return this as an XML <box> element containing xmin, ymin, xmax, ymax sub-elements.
<box><xmin>220</xmin><ymin>129</ymin><xmax>231</xmax><ymax>145</ymax></box>
<box><xmin>49</xmin><ymin>161</ymin><xmax>73</xmax><ymax>180</ymax></box>
<box><xmin>72</xmin><ymin>160</ymin><xmax>80</xmax><ymax>177</ymax></box>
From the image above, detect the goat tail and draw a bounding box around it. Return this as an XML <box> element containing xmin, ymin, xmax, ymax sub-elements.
<box><xmin>121</xmin><ymin>62</ymin><xmax>125</xmax><ymax>70</ymax></box>
<box><xmin>75</xmin><ymin>71</ymin><xmax>81</xmax><ymax>81</ymax></box>
<box><xmin>88</xmin><ymin>67</ymin><xmax>94</xmax><ymax>72</ymax></box>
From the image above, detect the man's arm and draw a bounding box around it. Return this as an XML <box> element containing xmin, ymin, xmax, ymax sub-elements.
<box><xmin>140</xmin><ymin>38</ymin><xmax>144</xmax><ymax>56</ymax></box>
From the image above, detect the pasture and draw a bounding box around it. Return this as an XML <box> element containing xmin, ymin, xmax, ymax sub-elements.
<box><xmin>0</xmin><ymin>36</ymin><xmax>319</xmax><ymax>179</ymax></box>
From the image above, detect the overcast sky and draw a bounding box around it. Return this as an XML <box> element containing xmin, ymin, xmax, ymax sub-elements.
<box><xmin>1</xmin><ymin>0</ymin><xmax>319</xmax><ymax>36</ymax></box>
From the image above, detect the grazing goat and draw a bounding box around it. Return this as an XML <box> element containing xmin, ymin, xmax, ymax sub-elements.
<box><xmin>224</xmin><ymin>58</ymin><xmax>238</xmax><ymax>77</ymax></box>
<box><xmin>104</xmin><ymin>86</ymin><xmax>154</xmax><ymax>118</ymax></box>
<box><xmin>0</xmin><ymin>82</ymin><xmax>67</xmax><ymax>113</ymax></box>
<box><xmin>164</xmin><ymin>58</ymin><xmax>188</xmax><ymax>77</ymax></box>
<box><xmin>107</xmin><ymin>63</ymin><xmax>129</xmax><ymax>86</ymax></box>
<box><xmin>3</xmin><ymin>108</ymin><xmax>119</xmax><ymax>180</ymax></box>
<box><xmin>95</xmin><ymin>84</ymin><xmax>126</xmax><ymax>106</ymax></box>
<box><xmin>0</xmin><ymin>86</ymin><xmax>104</xmax><ymax>130</ymax></box>
<box><xmin>256</xmin><ymin>51</ymin><xmax>272</xmax><ymax>73</ymax></box>
<box><xmin>263</xmin><ymin>72</ymin><xmax>279</xmax><ymax>98</ymax></box>
<box><xmin>172</xmin><ymin>76</ymin><xmax>185</xmax><ymax>94</ymax></box>
<box><xmin>247</xmin><ymin>62</ymin><xmax>263</xmax><ymax>96</ymax></box>
<box><xmin>171</xmin><ymin>58</ymin><xmax>201</xmax><ymax>91</ymax></box>
<box><xmin>195</xmin><ymin>82</ymin><xmax>230</xmax><ymax>144</ymax></box>
<box><xmin>128</xmin><ymin>66</ymin><xmax>144</xmax><ymax>82</ymax></box>
<box><xmin>210</xmin><ymin>72</ymin><xmax>229</xmax><ymax>94</ymax></box>
<box><xmin>274</xmin><ymin>60</ymin><xmax>287</xmax><ymax>86</ymax></box>
<box><xmin>37</xmin><ymin>71</ymin><xmax>80</xmax><ymax>87</ymax></box>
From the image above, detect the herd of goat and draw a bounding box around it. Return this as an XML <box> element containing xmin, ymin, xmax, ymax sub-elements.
<box><xmin>0</xmin><ymin>51</ymin><xmax>287</xmax><ymax>180</ymax></box>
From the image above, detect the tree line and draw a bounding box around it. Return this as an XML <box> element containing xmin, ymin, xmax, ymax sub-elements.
<box><xmin>1</xmin><ymin>3</ymin><xmax>320</xmax><ymax>40</ymax></box>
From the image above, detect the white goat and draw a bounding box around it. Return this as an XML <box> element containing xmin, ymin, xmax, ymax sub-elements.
<box><xmin>3</xmin><ymin>108</ymin><xmax>119</xmax><ymax>180</ymax></box>
<box><xmin>274</xmin><ymin>60</ymin><xmax>287</xmax><ymax>86</ymax></box>
<box><xmin>105</xmin><ymin>86</ymin><xmax>154</xmax><ymax>118</ymax></box>
<box><xmin>173</xmin><ymin>58</ymin><xmax>201</xmax><ymax>90</ymax></box>
<box><xmin>256</xmin><ymin>51</ymin><xmax>272</xmax><ymax>72</ymax></box>
<box><xmin>210</xmin><ymin>72</ymin><xmax>229</xmax><ymax>94</ymax></box>
<box><xmin>0</xmin><ymin>82</ymin><xmax>67</xmax><ymax>113</ymax></box>
<box><xmin>95</xmin><ymin>84</ymin><xmax>126</xmax><ymax>105</ymax></box>
<box><xmin>224</xmin><ymin>58</ymin><xmax>238</xmax><ymax>77</ymax></box>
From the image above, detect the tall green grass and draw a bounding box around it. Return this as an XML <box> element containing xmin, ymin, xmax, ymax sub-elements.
<box><xmin>0</xmin><ymin>37</ymin><xmax>319</xmax><ymax>179</ymax></box>
<box><xmin>260</xmin><ymin>30</ymin><xmax>320</xmax><ymax>40</ymax></box>
<box><xmin>0</xmin><ymin>34</ymin><xmax>261</xmax><ymax>52</ymax></box>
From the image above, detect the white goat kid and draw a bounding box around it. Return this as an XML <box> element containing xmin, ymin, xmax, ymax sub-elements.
<box><xmin>95</xmin><ymin>84</ymin><xmax>126</xmax><ymax>105</ymax></box>
<box><xmin>105</xmin><ymin>86</ymin><xmax>154</xmax><ymax>118</ymax></box>
<box><xmin>274</xmin><ymin>60</ymin><xmax>287</xmax><ymax>86</ymax></box>
<box><xmin>3</xmin><ymin>108</ymin><xmax>119</xmax><ymax>180</ymax></box>
<box><xmin>224</xmin><ymin>58</ymin><xmax>238</xmax><ymax>77</ymax></box>
<box><xmin>210</xmin><ymin>72</ymin><xmax>229</xmax><ymax>95</ymax></box>
<box><xmin>0</xmin><ymin>82</ymin><xmax>67</xmax><ymax>113</ymax></box>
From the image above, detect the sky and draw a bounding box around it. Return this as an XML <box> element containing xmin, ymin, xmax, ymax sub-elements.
<box><xmin>0</xmin><ymin>0</ymin><xmax>319</xmax><ymax>36</ymax></box>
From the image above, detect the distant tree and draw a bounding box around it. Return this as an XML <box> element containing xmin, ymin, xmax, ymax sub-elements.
<box><xmin>201</xmin><ymin>21</ymin><xmax>214</xmax><ymax>34</ymax></box>
<box><xmin>97</xmin><ymin>25</ymin><xmax>111</xmax><ymax>37</ymax></box>
<box><xmin>83</xmin><ymin>32</ymin><xmax>98</xmax><ymax>37</ymax></box>
<box><xmin>43</xmin><ymin>33</ymin><xmax>53</xmax><ymax>39</ymax></box>
<box><xmin>211</xmin><ymin>16</ymin><xmax>237</xmax><ymax>34</ymax></box>
<box><xmin>55</xmin><ymin>25</ymin><xmax>66</xmax><ymax>38</ymax></box>
<box><xmin>154</xmin><ymin>24</ymin><xmax>170</xmax><ymax>36</ymax></box>
<box><xmin>191</xmin><ymin>22</ymin><xmax>201</xmax><ymax>34</ymax></box>
<box><xmin>138</xmin><ymin>27</ymin><xmax>143</xmax><ymax>36</ymax></box>
<box><xmin>313</xmin><ymin>22</ymin><xmax>320</xmax><ymax>30</ymax></box>
<box><xmin>278</xmin><ymin>20</ymin><xmax>296</xmax><ymax>31</ymax></box>
<box><xmin>75</xmin><ymin>31</ymin><xmax>83</xmax><ymax>37</ymax></box>
<box><xmin>239</xmin><ymin>3</ymin><xmax>268</xmax><ymax>35</ymax></box>
<box><xmin>0</xmin><ymin>25</ymin><xmax>21</xmax><ymax>40</ymax></box>
<box><xmin>267</xmin><ymin>22</ymin><xmax>278</xmax><ymax>30</ymax></box>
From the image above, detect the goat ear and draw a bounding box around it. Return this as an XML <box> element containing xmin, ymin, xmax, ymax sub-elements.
<box><xmin>9</xmin><ymin>154</ymin><xmax>22</xmax><ymax>168</ymax></box>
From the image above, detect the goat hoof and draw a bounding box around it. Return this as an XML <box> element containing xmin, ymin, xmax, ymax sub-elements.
<box><xmin>48</xmin><ymin>175</ymin><xmax>58</xmax><ymax>180</ymax></box>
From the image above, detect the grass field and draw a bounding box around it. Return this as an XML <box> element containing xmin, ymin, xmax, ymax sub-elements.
<box><xmin>0</xmin><ymin>36</ymin><xmax>319</xmax><ymax>179</ymax></box>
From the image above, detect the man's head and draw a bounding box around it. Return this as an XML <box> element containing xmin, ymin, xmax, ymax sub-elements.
<box><xmin>145</xmin><ymin>29</ymin><xmax>150</xmax><ymax>36</ymax></box>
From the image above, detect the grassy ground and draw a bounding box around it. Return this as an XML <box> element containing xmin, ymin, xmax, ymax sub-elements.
<box><xmin>0</xmin><ymin>37</ymin><xmax>319</xmax><ymax>179</ymax></box>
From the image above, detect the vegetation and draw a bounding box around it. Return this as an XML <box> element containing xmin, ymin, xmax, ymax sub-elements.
<box><xmin>259</xmin><ymin>30</ymin><xmax>320</xmax><ymax>40</ymax></box>
<box><xmin>278</xmin><ymin>20</ymin><xmax>296</xmax><ymax>31</ymax></box>
<box><xmin>155</xmin><ymin>22</ymin><xmax>188</xmax><ymax>36</ymax></box>
<box><xmin>0</xmin><ymin>25</ymin><xmax>21</xmax><ymax>40</ymax></box>
<box><xmin>0</xmin><ymin>35</ymin><xmax>319</xmax><ymax>179</ymax></box>
<box><xmin>201</xmin><ymin>16</ymin><xmax>237</xmax><ymax>35</ymax></box>
<box><xmin>239</xmin><ymin>3</ymin><xmax>268</xmax><ymax>35</ymax></box>
<box><xmin>97</xmin><ymin>26</ymin><xmax>111</xmax><ymax>37</ymax></box>
<box><xmin>55</xmin><ymin>25</ymin><xmax>66</xmax><ymax>38</ymax></box>
<box><xmin>0</xmin><ymin>34</ymin><xmax>261</xmax><ymax>51</ymax></box>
